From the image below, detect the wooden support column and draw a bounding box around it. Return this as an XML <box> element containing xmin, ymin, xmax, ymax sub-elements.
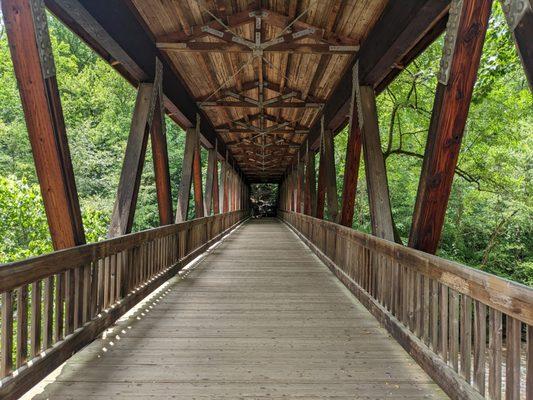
<box><xmin>175</xmin><ymin>127</ymin><xmax>198</xmax><ymax>222</ymax></box>
<box><xmin>296</xmin><ymin>154</ymin><xmax>304</xmax><ymax>213</ymax></box>
<box><xmin>222</xmin><ymin>152</ymin><xmax>229</xmax><ymax>213</ymax></box>
<box><xmin>500</xmin><ymin>0</ymin><xmax>533</xmax><ymax>91</ymax></box>
<box><xmin>109</xmin><ymin>65</ymin><xmax>162</xmax><ymax>236</ymax></box>
<box><xmin>409</xmin><ymin>0</ymin><xmax>492</xmax><ymax>253</ymax></box>
<box><xmin>316</xmin><ymin>129</ymin><xmax>327</xmax><ymax>219</ymax></box>
<box><xmin>212</xmin><ymin>157</ymin><xmax>220</xmax><ymax>214</ymax></box>
<box><xmin>304</xmin><ymin>143</ymin><xmax>317</xmax><ymax>216</ymax></box>
<box><xmin>150</xmin><ymin>79</ymin><xmax>173</xmax><ymax>225</ymax></box>
<box><xmin>360</xmin><ymin>86</ymin><xmax>395</xmax><ymax>241</ymax></box>
<box><xmin>339</xmin><ymin>63</ymin><xmax>363</xmax><ymax>227</ymax></box>
<box><xmin>324</xmin><ymin>130</ymin><xmax>338</xmax><ymax>222</ymax></box>
<box><xmin>192</xmin><ymin>128</ymin><xmax>204</xmax><ymax>218</ymax></box>
<box><xmin>3</xmin><ymin>0</ymin><xmax>85</xmax><ymax>249</ymax></box>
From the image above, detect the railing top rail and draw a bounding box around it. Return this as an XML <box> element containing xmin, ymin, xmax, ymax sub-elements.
<box><xmin>280</xmin><ymin>210</ymin><xmax>533</xmax><ymax>325</ymax></box>
<box><xmin>0</xmin><ymin>211</ymin><xmax>241</xmax><ymax>293</ymax></box>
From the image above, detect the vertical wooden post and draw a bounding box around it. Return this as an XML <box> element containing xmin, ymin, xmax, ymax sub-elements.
<box><xmin>222</xmin><ymin>151</ymin><xmax>229</xmax><ymax>213</ymax></box>
<box><xmin>360</xmin><ymin>86</ymin><xmax>395</xmax><ymax>241</ymax></box>
<box><xmin>3</xmin><ymin>0</ymin><xmax>85</xmax><ymax>249</ymax></box>
<box><xmin>175</xmin><ymin>127</ymin><xmax>198</xmax><ymax>222</ymax></box>
<box><xmin>213</xmin><ymin>159</ymin><xmax>220</xmax><ymax>214</ymax></box>
<box><xmin>205</xmin><ymin>142</ymin><xmax>219</xmax><ymax>215</ymax></box>
<box><xmin>500</xmin><ymin>0</ymin><xmax>533</xmax><ymax>90</ymax></box>
<box><xmin>339</xmin><ymin>62</ymin><xmax>363</xmax><ymax>227</ymax></box>
<box><xmin>323</xmin><ymin>129</ymin><xmax>338</xmax><ymax>222</ymax></box>
<box><xmin>316</xmin><ymin>125</ymin><xmax>327</xmax><ymax>219</ymax></box>
<box><xmin>192</xmin><ymin>128</ymin><xmax>204</xmax><ymax>218</ymax></box>
<box><xmin>409</xmin><ymin>0</ymin><xmax>493</xmax><ymax>253</ymax></box>
<box><xmin>150</xmin><ymin>73</ymin><xmax>173</xmax><ymax>225</ymax></box>
<box><xmin>304</xmin><ymin>142</ymin><xmax>317</xmax><ymax>217</ymax></box>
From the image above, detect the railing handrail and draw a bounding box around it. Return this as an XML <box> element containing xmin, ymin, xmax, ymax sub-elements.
<box><xmin>0</xmin><ymin>211</ymin><xmax>243</xmax><ymax>293</ymax></box>
<box><xmin>279</xmin><ymin>210</ymin><xmax>533</xmax><ymax>325</ymax></box>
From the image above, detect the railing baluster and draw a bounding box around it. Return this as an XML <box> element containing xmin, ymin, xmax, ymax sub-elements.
<box><xmin>460</xmin><ymin>294</ymin><xmax>472</xmax><ymax>383</ymax></box>
<box><xmin>449</xmin><ymin>290</ymin><xmax>459</xmax><ymax>371</ymax></box>
<box><xmin>43</xmin><ymin>277</ymin><xmax>54</xmax><ymax>348</ymax></box>
<box><xmin>505</xmin><ymin>316</ymin><xmax>521</xmax><ymax>400</ymax></box>
<box><xmin>473</xmin><ymin>301</ymin><xmax>486</xmax><ymax>395</ymax></box>
<box><xmin>527</xmin><ymin>324</ymin><xmax>532</xmax><ymax>400</ymax></box>
<box><xmin>430</xmin><ymin>280</ymin><xmax>439</xmax><ymax>351</ymax></box>
<box><xmin>16</xmin><ymin>285</ymin><xmax>28</xmax><ymax>367</ymax></box>
<box><xmin>82</xmin><ymin>263</ymin><xmax>91</xmax><ymax>324</ymax></box>
<box><xmin>1</xmin><ymin>291</ymin><xmax>13</xmax><ymax>377</ymax></box>
<box><xmin>90</xmin><ymin>261</ymin><xmax>99</xmax><ymax>318</ymax></box>
<box><xmin>55</xmin><ymin>273</ymin><xmax>64</xmax><ymax>342</ymax></box>
<box><xmin>488</xmin><ymin>308</ymin><xmax>502</xmax><ymax>400</ymax></box>
<box><xmin>30</xmin><ymin>280</ymin><xmax>41</xmax><ymax>357</ymax></box>
<box><xmin>439</xmin><ymin>284</ymin><xmax>449</xmax><ymax>363</ymax></box>
<box><xmin>65</xmin><ymin>269</ymin><xmax>74</xmax><ymax>335</ymax></box>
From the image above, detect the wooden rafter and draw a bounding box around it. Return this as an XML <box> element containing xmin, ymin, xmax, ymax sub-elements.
<box><xmin>157</xmin><ymin>42</ymin><xmax>359</xmax><ymax>54</ymax></box>
<box><xmin>156</xmin><ymin>7</ymin><xmax>358</xmax><ymax>51</ymax></box>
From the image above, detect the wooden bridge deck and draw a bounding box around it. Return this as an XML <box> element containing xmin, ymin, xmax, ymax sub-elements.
<box><xmin>31</xmin><ymin>218</ymin><xmax>447</xmax><ymax>399</ymax></box>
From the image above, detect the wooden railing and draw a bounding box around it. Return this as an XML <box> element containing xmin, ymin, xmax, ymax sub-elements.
<box><xmin>279</xmin><ymin>211</ymin><xmax>532</xmax><ymax>400</ymax></box>
<box><xmin>0</xmin><ymin>210</ymin><xmax>247</xmax><ymax>399</ymax></box>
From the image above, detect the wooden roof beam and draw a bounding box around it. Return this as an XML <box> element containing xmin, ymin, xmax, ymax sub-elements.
<box><xmin>216</xmin><ymin>128</ymin><xmax>308</xmax><ymax>135</ymax></box>
<box><xmin>157</xmin><ymin>42</ymin><xmax>359</xmax><ymax>54</ymax></box>
<box><xmin>155</xmin><ymin>8</ymin><xmax>255</xmax><ymax>43</ymax></box>
<box><xmin>200</xmin><ymin>101</ymin><xmax>323</xmax><ymax>109</ymax></box>
<box><xmin>256</xmin><ymin>8</ymin><xmax>358</xmax><ymax>46</ymax></box>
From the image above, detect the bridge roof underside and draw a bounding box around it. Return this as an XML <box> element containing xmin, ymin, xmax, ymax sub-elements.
<box><xmin>46</xmin><ymin>0</ymin><xmax>450</xmax><ymax>183</ymax></box>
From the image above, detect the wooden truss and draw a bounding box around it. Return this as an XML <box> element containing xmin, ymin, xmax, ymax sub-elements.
<box><xmin>156</xmin><ymin>8</ymin><xmax>359</xmax><ymax>55</ymax></box>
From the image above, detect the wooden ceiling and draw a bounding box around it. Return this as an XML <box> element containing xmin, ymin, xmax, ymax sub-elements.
<box><xmin>130</xmin><ymin>0</ymin><xmax>388</xmax><ymax>180</ymax></box>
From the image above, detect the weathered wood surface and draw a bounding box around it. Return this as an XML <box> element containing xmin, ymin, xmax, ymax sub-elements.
<box><xmin>409</xmin><ymin>0</ymin><xmax>493</xmax><ymax>254</ymax></box>
<box><xmin>30</xmin><ymin>219</ymin><xmax>446</xmax><ymax>399</ymax></box>
<box><xmin>2</xmin><ymin>0</ymin><xmax>85</xmax><ymax>249</ymax></box>
<box><xmin>360</xmin><ymin>86</ymin><xmax>394</xmax><ymax>241</ymax></box>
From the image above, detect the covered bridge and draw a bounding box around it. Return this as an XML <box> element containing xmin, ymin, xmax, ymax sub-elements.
<box><xmin>0</xmin><ymin>0</ymin><xmax>532</xmax><ymax>399</ymax></box>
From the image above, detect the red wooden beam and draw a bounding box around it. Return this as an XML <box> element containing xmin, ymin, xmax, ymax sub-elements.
<box><xmin>409</xmin><ymin>0</ymin><xmax>493</xmax><ymax>253</ymax></box>
<box><xmin>192</xmin><ymin>131</ymin><xmax>204</xmax><ymax>218</ymax></box>
<box><xmin>339</xmin><ymin>63</ymin><xmax>363</xmax><ymax>227</ymax></box>
<box><xmin>2</xmin><ymin>0</ymin><xmax>85</xmax><ymax>249</ymax></box>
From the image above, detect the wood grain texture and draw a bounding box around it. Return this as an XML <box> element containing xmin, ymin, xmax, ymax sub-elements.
<box><xmin>359</xmin><ymin>86</ymin><xmax>394</xmax><ymax>241</ymax></box>
<box><xmin>339</xmin><ymin>65</ymin><xmax>363</xmax><ymax>227</ymax></box>
<box><xmin>409</xmin><ymin>0</ymin><xmax>493</xmax><ymax>254</ymax></box>
<box><xmin>151</xmin><ymin>97</ymin><xmax>173</xmax><ymax>225</ymax></box>
<box><xmin>109</xmin><ymin>83</ymin><xmax>153</xmax><ymax>237</ymax></box>
<box><xmin>176</xmin><ymin>128</ymin><xmax>198</xmax><ymax>222</ymax></box>
<box><xmin>2</xmin><ymin>0</ymin><xmax>85</xmax><ymax>249</ymax></box>
<box><xmin>30</xmin><ymin>219</ymin><xmax>446</xmax><ymax>400</ymax></box>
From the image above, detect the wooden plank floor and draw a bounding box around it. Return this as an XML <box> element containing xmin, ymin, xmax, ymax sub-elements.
<box><xmin>32</xmin><ymin>218</ymin><xmax>447</xmax><ymax>399</ymax></box>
